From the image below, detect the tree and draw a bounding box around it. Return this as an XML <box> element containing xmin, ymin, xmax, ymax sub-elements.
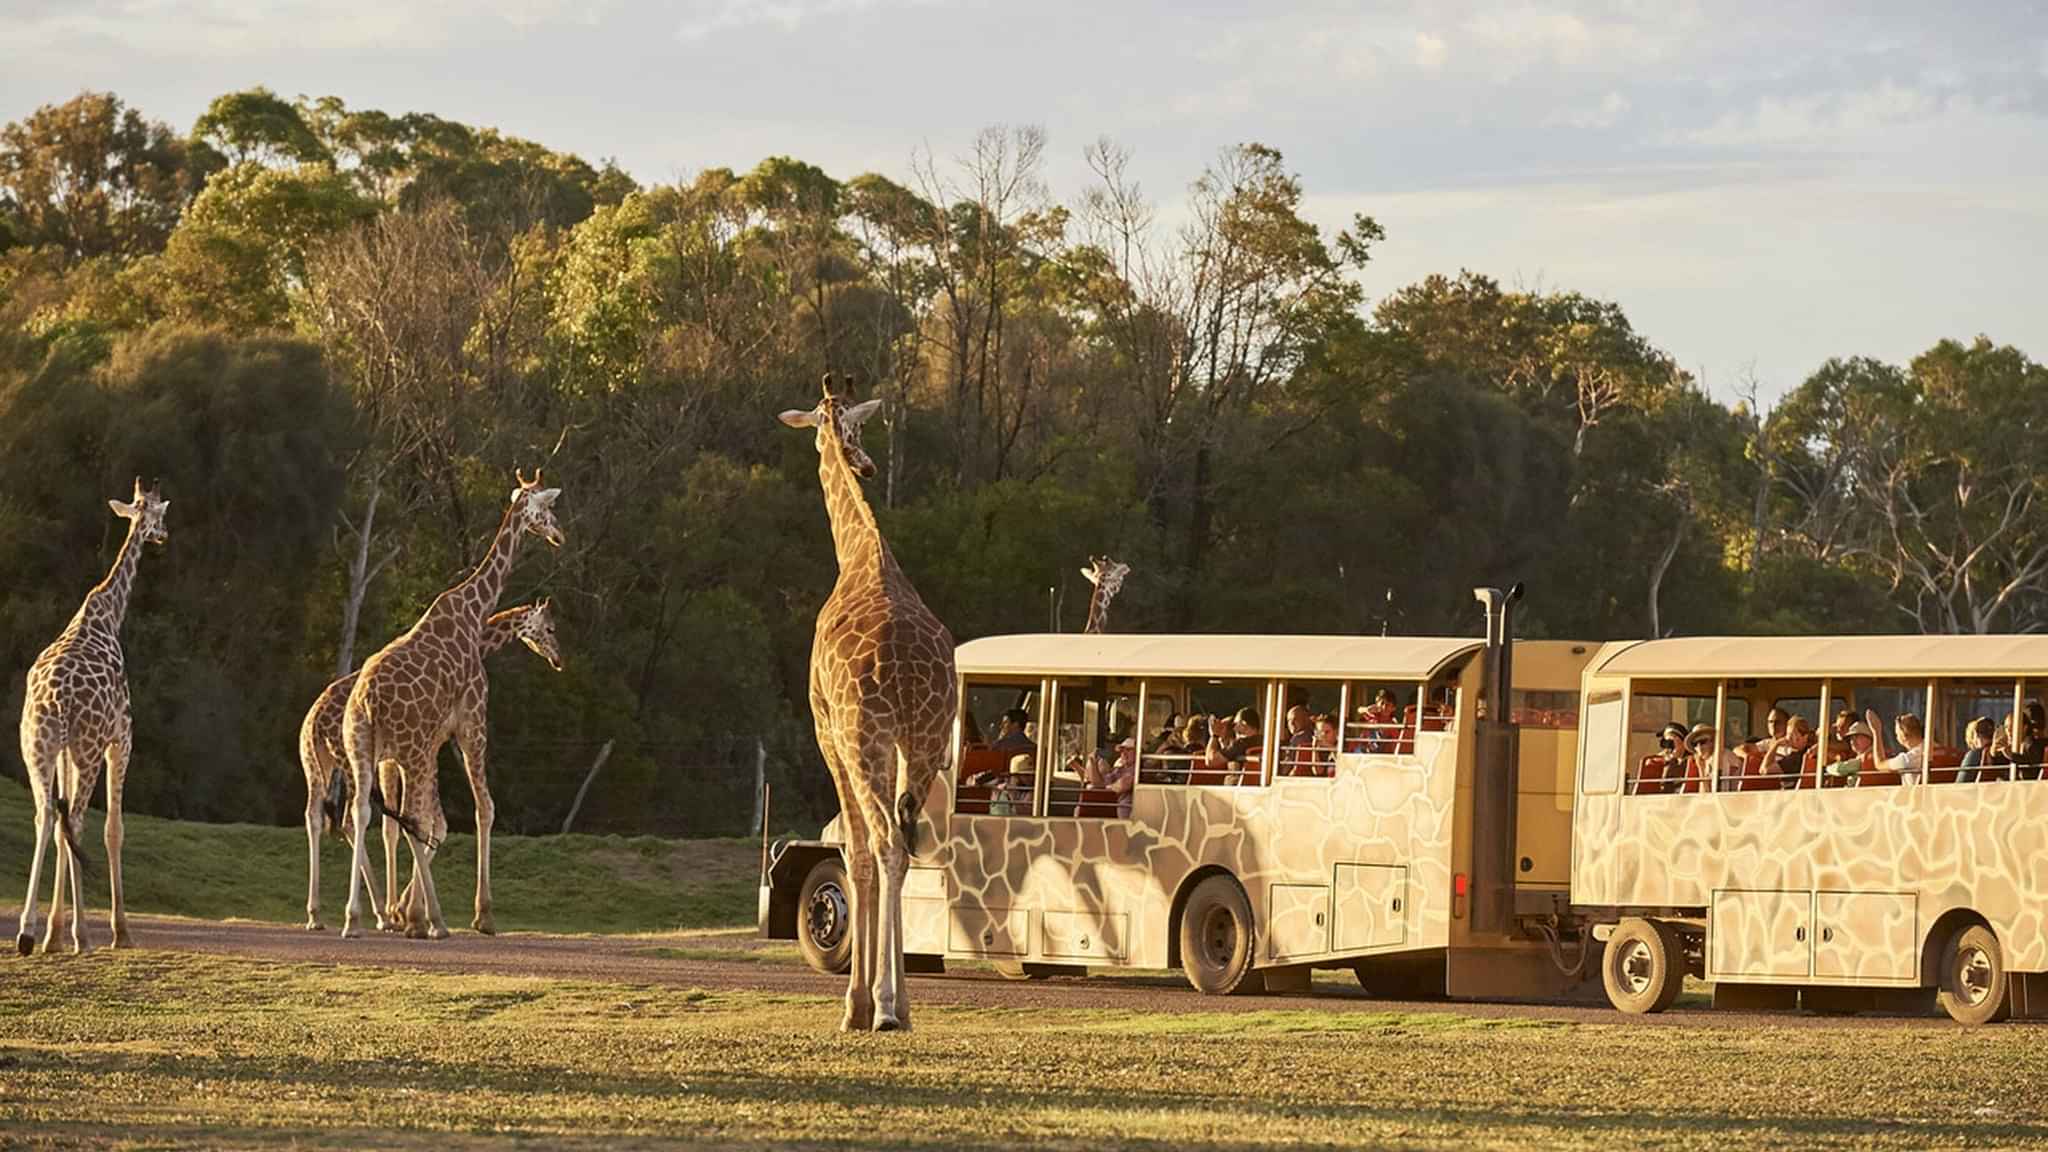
<box><xmin>192</xmin><ymin>88</ymin><xmax>332</xmax><ymax>168</ymax></box>
<box><xmin>0</xmin><ymin>92</ymin><xmax>202</xmax><ymax>259</ymax></box>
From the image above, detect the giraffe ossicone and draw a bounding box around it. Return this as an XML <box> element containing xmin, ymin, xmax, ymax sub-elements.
<box><xmin>783</xmin><ymin>372</ymin><xmax>959</xmax><ymax>1033</ymax></box>
<box><xmin>15</xmin><ymin>476</ymin><xmax>168</xmax><ymax>956</ymax></box>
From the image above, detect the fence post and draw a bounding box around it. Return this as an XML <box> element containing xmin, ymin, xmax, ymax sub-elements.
<box><xmin>561</xmin><ymin>739</ymin><xmax>615</xmax><ymax>835</ymax></box>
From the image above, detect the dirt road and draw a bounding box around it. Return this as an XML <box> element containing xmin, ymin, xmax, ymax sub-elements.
<box><xmin>27</xmin><ymin>913</ymin><xmax>1951</xmax><ymax>1028</ymax></box>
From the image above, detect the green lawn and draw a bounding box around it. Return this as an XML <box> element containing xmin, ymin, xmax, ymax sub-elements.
<box><xmin>2</xmin><ymin>949</ymin><xmax>2045</xmax><ymax>1149</ymax></box>
<box><xmin>0</xmin><ymin>778</ymin><xmax>760</xmax><ymax>934</ymax></box>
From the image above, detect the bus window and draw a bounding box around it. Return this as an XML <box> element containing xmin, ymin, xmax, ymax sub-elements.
<box><xmin>1137</xmin><ymin>679</ymin><xmax>1199</xmax><ymax>785</ymax></box>
<box><xmin>1626</xmin><ymin>691</ymin><xmax>1715</xmax><ymax>795</ymax></box>
<box><xmin>1045</xmin><ymin>680</ymin><xmax>1142</xmax><ymax>818</ymax></box>
<box><xmin>1345</xmin><ymin>681</ymin><xmax>1416</xmax><ymax>755</ymax></box>
<box><xmin>1275</xmin><ymin>680</ymin><xmax>1342</xmax><ymax>778</ymax></box>
<box><xmin>1834</xmin><ymin>681</ymin><xmax>1928</xmax><ymax>788</ymax></box>
<box><xmin>1580</xmin><ymin>691</ymin><xmax>1624</xmax><ymax>794</ymax></box>
<box><xmin>956</xmin><ymin>680</ymin><xmax>1040</xmax><ymax>816</ymax></box>
<box><xmin>1511</xmin><ymin>688</ymin><xmax>1579</xmax><ymax>729</ymax></box>
<box><xmin>1186</xmin><ymin>679</ymin><xmax>1268</xmax><ymax>787</ymax></box>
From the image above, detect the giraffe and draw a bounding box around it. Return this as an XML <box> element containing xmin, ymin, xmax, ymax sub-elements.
<box><xmin>14</xmin><ymin>477</ymin><xmax>168</xmax><ymax>956</ymax></box>
<box><xmin>1080</xmin><ymin>555</ymin><xmax>1130</xmax><ymax>634</ymax></box>
<box><xmin>301</xmin><ymin>599</ymin><xmax>562</xmax><ymax>933</ymax></box>
<box><xmin>780</xmin><ymin>374</ymin><xmax>958</xmax><ymax>1032</ymax></box>
<box><xmin>338</xmin><ymin>471</ymin><xmax>562</xmax><ymax>940</ymax></box>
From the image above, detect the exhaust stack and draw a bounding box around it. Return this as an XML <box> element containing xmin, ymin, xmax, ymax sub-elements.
<box><xmin>1470</xmin><ymin>583</ymin><xmax>1524</xmax><ymax>936</ymax></box>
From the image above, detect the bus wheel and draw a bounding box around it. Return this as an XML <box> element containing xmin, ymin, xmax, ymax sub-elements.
<box><xmin>796</xmin><ymin>856</ymin><xmax>852</xmax><ymax>976</ymax></box>
<box><xmin>1180</xmin><ymin>875</ymin><xmax>1257</xmax><ymax>995</ymax></box>
<box><xmin>1936</xmin><ymin>924</ymin><xmax>2011</xmax><ymax>1025</ymax></box>
<box><xmin>1603</xmin><ymin>918</ymin><xmax>1682</xmax><ymax>1015</ymax></box>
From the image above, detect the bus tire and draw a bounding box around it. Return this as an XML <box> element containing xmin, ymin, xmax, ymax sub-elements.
<box><xmin>1180</xmin><ymin>874</ymin><xmax>1257</xmax><ymax>996</ymax></box>
<box><xmin>795</xmin><ymin>856</ymin><xmax>852</xmax><ymax>976</ymax></box>
<box><xmin>1603</xmin><ymin>918</ymin><xmax>1682</xmax><ymax>1015</ymax></box>
<box><xmin>1936</xmin><ymin>924</ymin><xmax>2010</xmax><ymax>1025</ymax></box>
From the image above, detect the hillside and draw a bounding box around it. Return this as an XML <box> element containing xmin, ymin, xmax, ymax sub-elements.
<box><xmin>0</xmin><ymin>779</ymin><xmax>759</xmax><ymax>935</ymax></box>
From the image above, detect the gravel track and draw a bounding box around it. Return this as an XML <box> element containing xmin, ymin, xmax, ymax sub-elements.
<box><xmin>22</xmin><ymin>913</ymin><xmax>1958</xmax><ymax>1029</ymax></box>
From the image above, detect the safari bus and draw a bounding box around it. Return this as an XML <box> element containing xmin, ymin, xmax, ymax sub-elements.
<box><xmin>760</xmin><ymin>591</ymin><xmax>2048</xmax><ymax>1023</ymax></box>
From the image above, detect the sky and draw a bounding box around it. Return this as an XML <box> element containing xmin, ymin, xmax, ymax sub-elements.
<box><xmin>6</xmin><ymin>0</ymin><xmax>2047</xmax><ymax>402</ymax></box>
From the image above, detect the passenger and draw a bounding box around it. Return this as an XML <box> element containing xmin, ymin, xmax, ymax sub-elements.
<box><xmin>1777</xmin><ymin>715</ymin><xmax>1815</xmax><ymax>786</ymax></box>
<box><xmin>1868</xmin><ymin>712</ymin><xmax>1928</xmax><ymax>785</ymax></box>
<box><xmin>987</xmin><ymin>752</ymin><xmax>1035</xmax><ymax>815</ymax></box>
<box><xmin>1684</xmin><ymin>723</ymin><xmax>1736</xmax><ymax>792</ymax></box>
<box><xmin>1155</xmin><ymin>711</ymin><xmax>1185</xmax><ymax>750</ymax></box>
<box><xmin>990</xmin><ymin>707</ymin><xmax>1035</xmax><ymax>757</ymax></box>
<box><xmin>1209</xmin><ymin>708</ymin><xmax>1263</xmax><ymax>785</ymax></box>
<box><xmin>1081</xmin><ymin>735</ymin><xmax>1137</xmax><ymax>818</ymax></box>
<box><xmin>1353</xmin><ymin>690</ymin><xmax>1399</xmax><ymax>753</ymax></box>
<box><xmin>1634</xmin><ymin>722</ymin><xmax>1689</xmax><ymax>795</ymax></box>
<box><xmin>1957</xmin><ymin>716</ymin><xmax>1997</xmax><ymax>784</ymax></box>
<box><xmin>1281</xmin><ymin>704</ymin><xmax>1315</xmax><ymax>773</ymax></box>
<box><xmin>2016</xmin><ymin>704</ymin><xmax>2048</xmax><ymax>780</ymax></box>
<box><xmin>1820</xmin><ymin>720</ymin><xmax>1878</xmax><ymax>784</ymax></box>
<box><xmin>1757</xmin><ymin>710</ymin><xmax>1807</xmax><ymax>788</ymax></box>
<box><xmin>1309</xmin><ymin>714</ymin><xmax>1340</xmax><ymax>776</ymax></box>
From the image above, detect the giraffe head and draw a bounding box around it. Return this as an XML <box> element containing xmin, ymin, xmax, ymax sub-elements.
<box><xmin>510</xmin><ymin>468</ymin><xmax>565</xmax><ymax>549</ymax></box>
<box><xmin>510</xmin><ymin>597</ymin><xmax>564</xmax><ymax>671</ymax></box>
<box><xmin>778</xmin><ymin>373</ymin><xmax>883</xmax><ymax>480</ymax></box>
<box><xmin>1081</xmin><ymin>555</ymin><xmax>1130</xmax><ymax>599</ymax></box>
<box><xmin>108</xmin><ymin>477</ymin><xmax>170</xmax><ymax>545</ymax></box>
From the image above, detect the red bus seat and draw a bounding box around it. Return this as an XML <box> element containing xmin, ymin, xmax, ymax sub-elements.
<box><xmin>1927</xmin><ymin>745</ymin><xmax>1962</xmax><ymax>784</ymax></box>
<box><xmin>1738</xmin><ymin>746</ymin><xmax>1772</xmax><ymax>791</ymax></box>
<box><xmin>1635</xmin><ymin>753</ymin><xmax>1667</xmax><ymax>795</ymax></box>
<box><xmin>954</xmin><ymin>784</ymin><xmax>994</xmax><ymax>815</ymax></box>
<box><xmin>1073</xmin><ymin>788</ymin><xmax>1121</xmax><ymax>818</ymax></box>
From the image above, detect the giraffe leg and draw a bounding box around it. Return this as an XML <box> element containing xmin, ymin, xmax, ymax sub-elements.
<box><xmin>39</xmin><ymin>823</ymin><xmax>68</xmax><ymax>956</ymax></box>
<box><xmin>456</xmin><ymin>724</ymin><xmax>496</xmax><ymax>935</ymax></box>
<box><xmin>15</xmin><ymin>732</ymin><xmax>59</xmax><ymax>956</ymax></box>
<box><xmin>304</xmin><ymin>778</ymin><xmax>326</xmax><ymax>931</ymax></box>
<box><xmin>871</xmin><ymin>831</ymin><xmax>910</xmax><ymax>1032</ymax></box>
<box><xmin>844</xmin><ymin>839</ymin><xmax>879</xmax><ymax>1032</ymax></box>
<box><xmin>338</xmin><ymin>742</ymin><xmax>376</xmax><ymax>939</ymax></box>
<box><xmin>817</xmin><ymin>726</ymin><xmax>874</xmax><ymax>1031</ymax></box>
<box><xmin>62</xmin><ymin>792</ymin><xmax>89</xmax><ymax>954</ymax></box>
<box><xmin>400</xmin><ymin>766</ymin><xmax>450</xmax><ymax>940</ymax></box>
<box><xmin>380</xmin><ymin>761</ymin><xmax>403</xmax><ymax>932</ymax></box>
<box><xmin>103</xmin><ymin>739</ymin><xmax>132</xmax><ymax>948</ymax></box>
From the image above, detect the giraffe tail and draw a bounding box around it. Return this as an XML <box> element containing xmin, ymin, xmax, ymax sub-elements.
<box><xmin>321</xmin><ymin>765</ymin><xmax>349</xmax><ymax>839</ymax></box>
<box><xmin>47</xmin><ymin>787</ymin><xmax>92</xmax><ymax>880</ymax></box>
<box><xmin>367</xmin><ymin>778</ymin><xmax>435</xmax><ymax>851</ymax></box>
<box><xmin>894</xmin><ymin>748</ymin><xmax>923</xmax><ymax>857</ymax></box>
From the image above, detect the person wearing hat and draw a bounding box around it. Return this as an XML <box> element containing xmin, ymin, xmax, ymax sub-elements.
<box><xmin>1821</xmin><ymin>714</ymin><xmax>1879</xmax><ymax>785</ymax></box>
<box><xmin>1683</xmin><ymin>723</ymin><xmax>1739</xmax><ymax>793</ymax></box>
<box><xmin>1081</xmin><ymin>734</ymin><xmax>1138</xmax><ymax>818</ymax></box>
<box><xmin>1633</xmin><ymin>721</ymin><xmax>1690</xmax><ymax>795</ymax></box>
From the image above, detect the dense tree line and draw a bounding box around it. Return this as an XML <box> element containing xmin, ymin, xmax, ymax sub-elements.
<box><xmin>2</xmin><ymin>89</ymin><xmax>2041</xmax><ymax>835</ymax></box>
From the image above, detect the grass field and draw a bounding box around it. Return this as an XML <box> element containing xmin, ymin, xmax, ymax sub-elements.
<box><xmin>0</xmin><ymin>779</ymin><xmax>760</xmax><ymax>934</ymax></box>
<box><xmin>3</xmin><ymin>950</ymin><xmax>2046</xmax><ymax>1149</ymax></box>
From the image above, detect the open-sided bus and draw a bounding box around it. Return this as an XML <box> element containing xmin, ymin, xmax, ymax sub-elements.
<box><xmin>1573</xmin><ymin>635</ymin><xmax>2048</xmax><ymax>1024</ymax></box>
<box><xmin>764</xmin><ymin>599</ymin><xmax>2048</xmax><ymax>1021</ymax></box>
<box><xmin>763</xmin><ymin>591</ymin><xmax>1599</xmax><ymax>999</ymax></box>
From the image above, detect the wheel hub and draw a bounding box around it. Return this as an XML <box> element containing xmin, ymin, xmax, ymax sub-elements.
<box><xmin>1958</xmin><ymin>944</ymin><xmax>1993</xmax><ymax>1006</ymax></box>
<box><xmin>806</xmin><ymin>882</ymin><xmax>847</xmax><ymax>950</ymax></box>
<box><xmin>1616</xmin><ymin>937</ymin><xmax>1654</xmax><ymax>996</ymax></box>
<box><xmin>1201</xmin><ymin>908</ymin><xmax>1236</xmax><ymax>966</ymax></box>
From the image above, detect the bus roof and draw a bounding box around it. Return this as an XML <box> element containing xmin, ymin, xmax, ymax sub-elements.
<box><xmin>1591</xmin><ymin>634</ymin><xmax>2048</xmax><ymax>679</ymax></box>
<box><xmin>955</xmin><ymin>634</ymin><xmax>1483</xmax><ymax>681</ymax></box>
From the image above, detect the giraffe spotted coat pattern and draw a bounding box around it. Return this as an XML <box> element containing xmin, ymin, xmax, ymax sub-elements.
<box><xmin>14</xmin><ymin>478</ymin><xmax>168</xmax><ymax>956</ymax></box>
<box><xmin>301</xmin><ymin>599</ymin><xmax>562</xmax><ymax>932</ymax></box>
<box><xmin>782</xmin><ymin>375</ymin><xmax>958</xmax><ymax>1032</ymax></box>
<box><xmin>1081</xmin><ymin>556</ymin><xmax>1129</xmax><ymax>635</ymax></box>
<box><xmin>338</xmin><ymin>472</ymin><xmax>562</xmax><ymax>940</ymax></box>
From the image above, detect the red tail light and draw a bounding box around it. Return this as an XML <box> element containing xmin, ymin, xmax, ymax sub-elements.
<box><xmin>1453</xmin><ymin>872</ymin><xmax>1469</xmax><ymax>897</ymax></box>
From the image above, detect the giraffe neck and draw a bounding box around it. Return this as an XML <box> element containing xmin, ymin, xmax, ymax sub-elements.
<box><xmin>1084</xmin><ymin>585</ymin><xmax>1113</xmax><ymax>635</ymax></box>
<box><xmin>447</xmin><ymin>501</ymin><xmax>525</xmax><ymax>628</ymax></box>
<box><xmin>480</xmin><ymin>608</ymin><xmax>525</xmax><ymax>656</ymax></box>
<box><xmin>818</xmin><ymin>428</ymin><xmax>885</xmax><ymax>576</ymax></box>
<box><xmin>75</xmin><ymin>516</ymin><xmax>146</xmax><ymax>637</ymax></box>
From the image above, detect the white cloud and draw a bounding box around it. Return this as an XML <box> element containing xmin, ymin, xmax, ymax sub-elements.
<box><xmin>674</xmin><ymin>0</ymin><xmax>932</xmax><ymax>42</ymax></box>
<box><xmin>1414</xmin><ymin>31</ymin><xmax>1447</xmax><ymax>72</ymax></box>
<box><xmin>1544</xmin><ymin>89</ymin><xmax>1629</xmax><ymax>129</ymax></box>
